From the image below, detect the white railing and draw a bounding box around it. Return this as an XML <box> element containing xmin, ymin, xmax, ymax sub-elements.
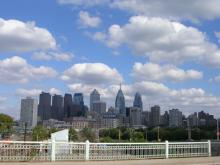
<box><xmin>0</xmin><ymin>140</ymin><xmax>211</xmax><ymax>162</ymax></box>
<box><xmin>0</xmin><ymin>141</ymin><xmax>51</xmax><ymax>161</ymax></box>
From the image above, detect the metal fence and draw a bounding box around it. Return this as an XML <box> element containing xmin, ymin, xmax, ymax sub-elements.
<box><xmin>0</xmin><ymin>140</ymin><xmax>211</xmax><ymax>162</ymax></box>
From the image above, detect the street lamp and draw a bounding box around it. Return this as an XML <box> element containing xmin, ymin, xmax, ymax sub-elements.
<box><xmin>157</xmin><ymin>126</ymin><xmax>160</xmax><ymax>142</ymax></box>
<box><xmin>217</xmin><ymin>119</ymin><xmax>219</xmax><ymax>141</ymax></box>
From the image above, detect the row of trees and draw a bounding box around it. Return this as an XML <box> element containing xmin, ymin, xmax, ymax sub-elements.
<box><xmin>99</xmin><ymin>127</ymin><xmax>217</xmax><ymax>142</ymax></box>
<box><xmin>32</xmin><ymin>126</ymin><xmax>217</xmax><ymax>142</ymax></box>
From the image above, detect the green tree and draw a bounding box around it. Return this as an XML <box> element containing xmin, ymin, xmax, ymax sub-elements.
<box><xmin>32</xmin><ymin>125</ymin><xmax>48</xmax><ymax>141</ymax></box>
<box><xmin>132</xmin><ymin>132</ymin><xmax>145</xmax><ymax>142</ymax></box>
<box><xmin>0</xmin><ymin>113</ymin><xmax>13</xmax><ymax>136</ymax></box>
<box><xmin>80</xmin><ymin>128</ymin><xmax>96</xmax><ymax>142</ymax></box>
<box><xmin>69</xmin><ymin>128</ymin><xmax>78</xmax><ymax>141</ymax></box>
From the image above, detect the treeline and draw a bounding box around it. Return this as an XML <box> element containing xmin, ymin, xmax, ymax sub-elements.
<box><xmin>99</xmin><ymin>127</ymin><xmax>217</xmax><ymax>142</ymax></box>
<box><xmin>32</xmin><ymin>126</ymin><xmax>217</xmax><ymax>142</ymax></box>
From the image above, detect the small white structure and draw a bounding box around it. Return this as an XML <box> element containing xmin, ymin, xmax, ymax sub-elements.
<box><xmin>51</xmin><ymin>129</ymin><xmax>69</xmax><ymax>142</ymax></box>
<box><xmin>51</xmin><ymin>129</ymin><xmax>69</xmax><ymax>161</ymax></box>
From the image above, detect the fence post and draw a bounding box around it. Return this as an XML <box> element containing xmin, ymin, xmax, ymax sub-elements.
<box><xmin>51</xmin><ymin>139</ymin><xmax>56</xmax><ymax>161</ymax></box>
<box><xmin>208</xmin><ymin>140</ymin><xmax>211</xmax><ymax>157</ymax></box>
<box><xmin>165</xmin><ymin>140</ymin><xmax>169</xmax><ymax>159</ymax></box>
<box><xmin>85</xmin><ymin>140</ymin><xmax>90</xmax><ymax>161</ymax></box>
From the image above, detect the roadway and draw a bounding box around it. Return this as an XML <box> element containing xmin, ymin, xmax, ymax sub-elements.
<box><xmin>1</xmin><ymin>157</ymin><xmax>220</xmax><ymax>165</ymax></box>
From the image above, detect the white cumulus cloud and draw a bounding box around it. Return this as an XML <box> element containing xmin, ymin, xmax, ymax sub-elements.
<box><xmin>0</xmin><ymin>18</ymin><xmax>56</xmax><ymax>53</ymax></box>
<box><xmin>78</xmin><ymin>11</ymin><xmax>101</xmax><ymax>28</ymax></box>
<box><xmin>111</xmin><ymin>0</ymin><xmax>220</xmax><ymax>21</ymax></box>
<box><xmin>0</xmin><ymin>56</ymin><xmax>57</xmax><ymax>84</ymax></box>
<box><xmin>132</xmin><ymin>62</ymin><xmax>203</xmax><ymax>82</ymax></box>
<box><xmin>61</xmin><ymin>63</ymin><xmax>123</xmax><ymax>85</ymax></box>
<box><xmin>94</xmin><ymin>16</ymin><xmax>220</xmax><ymax>67</ymax></box>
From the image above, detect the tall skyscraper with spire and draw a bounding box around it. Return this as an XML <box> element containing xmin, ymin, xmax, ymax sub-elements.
<box><xmin>90</xmin><ymin>89</ymin><xmax>100</xmax><ymax>111</ymax></box>
<box><xmin>115</xmin><ymin>84</ymin><xmax>126</xmax><ymax>115</ymax></box>
<box><xmin>133</xmin><ymin>92</ymin><xmax>143</xmax><ymax>111</ymax></box>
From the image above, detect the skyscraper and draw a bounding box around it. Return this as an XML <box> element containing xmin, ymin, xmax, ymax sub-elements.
<box><xmin>74</xmin><ymin>93</ymin><xmax>84</xmax><ymax>107</ymax></box>
<box><xmin>169</xmin><ymin>109</ymin><xmax>182</xmax><ymax>127</ymax></box>
<box><xmin>90</xmin><ymin>89</ymin><xmax>100</xmax><ymax>111</ymax></box>
<box><xmin>64</xmin><ymin>93</ymin><xmax>72</xmax><ymax>118</ymax></box>
<box><xmin>129</xmin><ymin>107</ymin><xmax>141</xmax><ymax>127</ymax></box>
<box><xmin>38</xmin><ymin>92</ymin><xmax>51</xmax><ymax>122</ymax></box>
<box><xmin>115</xmin><ymin>84</ymin><xmax>125</xmax><ymax>115</ymax></box>
<box><xmin>92</xmin><ymin>101</ymin><xmax>106</xmax><ymax>114</ymax></box>
<box><xmin>20</xmin><ymin>97</ymin><xmax>38</xmax><ymax>129</ymax></box>
<box><xmin>73</xmin><ymin>93</ymin><xmax>85</xmax><ymax>116</ymax></box>
<box><xmin>133</xmin><ymin>92</ymin><xmax>143</xmax><ymax>111</ymax></box>
<box><xmin>150</xmin><ymin>105</ymin><xmax>160</xmax><ymax>127</ymax></box>
<box><xmin>51</xmin><ymin>94</ymin><xmax>64</xmax><ymax>120</ymax></box>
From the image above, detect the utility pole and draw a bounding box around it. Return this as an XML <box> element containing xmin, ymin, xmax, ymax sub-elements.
<box><xmin>145</xmin><ymin>128</ymin><xmax>148</xmax><ymax>141</ymax></box>
<box><xmin>187</xmin><ymin>118</ymin><xmax>191</xmax><ymax>141</ymax></box>
<box><xmin>24</xmin><ymin>122</ymin><xmax>27</xmax><ymax>141</ymax></box>
<box><xmin>157</xmin><ymin>126</ymin><xmax>160</xmax><ymax>142</ymax></box>
<box><xmin>118</xmin><ymin>129</ymin><xmax>121</xmax><ymax>141</ymax></box>
<box><xmin>217</xmin><ymin>119</ymin><xmax>219</xmax><ymax>141</ymax></box>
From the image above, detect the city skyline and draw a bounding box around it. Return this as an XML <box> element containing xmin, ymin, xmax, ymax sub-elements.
<box><xmin>18</xmin><ymin>87</ymin><xmax>219</xmax><ymax>133</ymax></box>
<box><xmin>1</xmin><ymin>0</ymin><xmax>220</xmax><ymax>118</ymax></box>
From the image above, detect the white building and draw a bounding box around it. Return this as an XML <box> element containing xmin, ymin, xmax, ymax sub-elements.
<box><xmin>20</xmin><ymin>97</ymin><xmax>38</xmax><ymax>129</ymax></box>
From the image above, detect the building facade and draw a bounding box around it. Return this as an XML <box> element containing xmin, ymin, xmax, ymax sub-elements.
<box><xmin>150</xmin><ymin>105</ymin><xmax>160</xmax><ymax>127</ymax></box>
<box><xmin>90</xmin><ymin>89</ymin><xmax>100</xmax><ymax>111</ymax></box>
<box><xmin>169</xmin><ymin>109</ymin><xmax>182</xmax><ymax>127</ymax></box>
<box><xmin>92</xmin><ymin>101</ymin><xmax>106</xmax><ymax>114</ymax></box>
<box><xmin>51</xmin><ymin>94</ymin><xmax>64</xmax><ymax>120</ymax></box>
<box><xmin>20</xmin><ymin>97</ymin><xmax>38</xmax><ymax>129</ymax></box>
<box><xmin>115</xmin><ymin>85</ymin><xmax>126</xmax><ymax>115</ymax></box>
<box><xmin>133</xmin><ymin>92</ymin><xmax>143</xmax><ymax>111</ymax></box>
<box><xmin>64</xmin><ymin>93</ymin><xmax>72</xmax><ymax>118</ymax></box>
<box><xmin>38</xmin><ymin>92</ymin><xmax>51</xmax><ymax>122</ymax></box>
<box><xmin>129</xmin><ymin>107</ymin><xmax>142</xmax><ymax>127</ymax></box>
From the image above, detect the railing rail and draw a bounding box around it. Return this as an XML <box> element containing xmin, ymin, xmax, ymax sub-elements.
<box><xmin>0</xmin><ymin>140</ymin><xmax>211</xmax><ymax>162</ymax></box>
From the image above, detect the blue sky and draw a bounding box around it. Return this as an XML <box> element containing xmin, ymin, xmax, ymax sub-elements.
<box><xmin>1</xmin><ymin>0</ymin><xmax>220</xmax><ymax>119</ymax></box>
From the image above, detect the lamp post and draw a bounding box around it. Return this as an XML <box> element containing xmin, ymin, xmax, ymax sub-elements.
<box><xmin>145</xmin><ymin>128</ymin><xmax>148</xmax><ymax>141</ymax></box>
<box><xmin>24</xmin><ymin>122</ymin><xmax>27</xmax><ymax>141</ymax></box>
<box><xmin>217</xmin><ymin>119</ymin><xmax>219</xmax><ymax>141</ymax></box>
<box><xmin>157</xmin><ymin>126</ymin><xmax>160</xmax><ymax>142</ymax></box>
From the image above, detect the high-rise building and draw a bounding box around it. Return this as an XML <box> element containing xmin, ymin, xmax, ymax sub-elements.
<box><xmin>74</xmin><ymin>93</ymin><xmax>84</xmax><ymax>109</ymax></box>
<box><xmin>150</xmin><ymin>105</ymin><xmax>160</xmax><ymax>127</ymax></box>
<box><xmin>90</xmin><ymin>89</ymin><xmax>100</xmax><ymax>111</ymax></box>
<box><xmin>141</xmin><ymin>111</ymin><xmax>150</xmax><ymax>126</ymax></box>
<box><xmin>160</xmin><ymin>111</ymin><xmax>169</xmax><ymax>127</ymax></box>
<box><xmin>188</xmin><ymin>112</ymin><xmax>198</xmax><ymax>128</ymax></box>
<box><xmin>198</xmin><ymin>111</ymin><xmax>216</xmax><ymax>127</ymax></box>
<box><xmin>169</xmin><ymin>109</ymin><xmax>182</xmax><ymax>127</ymax></box>
<box><xmin>64</xmin><ymin>93</ymin><xmax>72</xmax><ymax>118</ymax></box>
<box><xmin>129</xmin><ymin>107</ymin><xmax>141</xmax><ymax>127</ymax></box>
<box><xmin>133</xmin><ymin>92</ymin><xmax>143</xmax><ymax>111</ymax></box>
<box><xmin>51</xmin><ymin>94</ymin><xmax>64</xmax><ymax>120</ymax></box>
<box><xmin>20</xmin><ymin>97</ymin><xmax>38</xmax><ymax>129</ymax></box>
<box><xmin>38</xmin><ymin>92</ymin><xmax>51</xmax><ymax>122</ymax></box>
<box><xmin>92</xmin><ymin>101</ymin><xmax>106</xmax><ymax>114</ymax></box>
<box><xmin>115</xmin><ymin>84</ymin><xmax>125</xmax><ymax>115</ymax></box>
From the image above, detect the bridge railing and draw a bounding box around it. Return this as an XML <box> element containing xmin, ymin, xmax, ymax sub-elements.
<box><xmin>0</xmin><ymin>141</ymin><xmax>51</xmax><ymax>162</ymax></box>
<box><xmin>0</xmin><ymin>140</ymin><xmax>211</xmax><ymax>162</ymax></box>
